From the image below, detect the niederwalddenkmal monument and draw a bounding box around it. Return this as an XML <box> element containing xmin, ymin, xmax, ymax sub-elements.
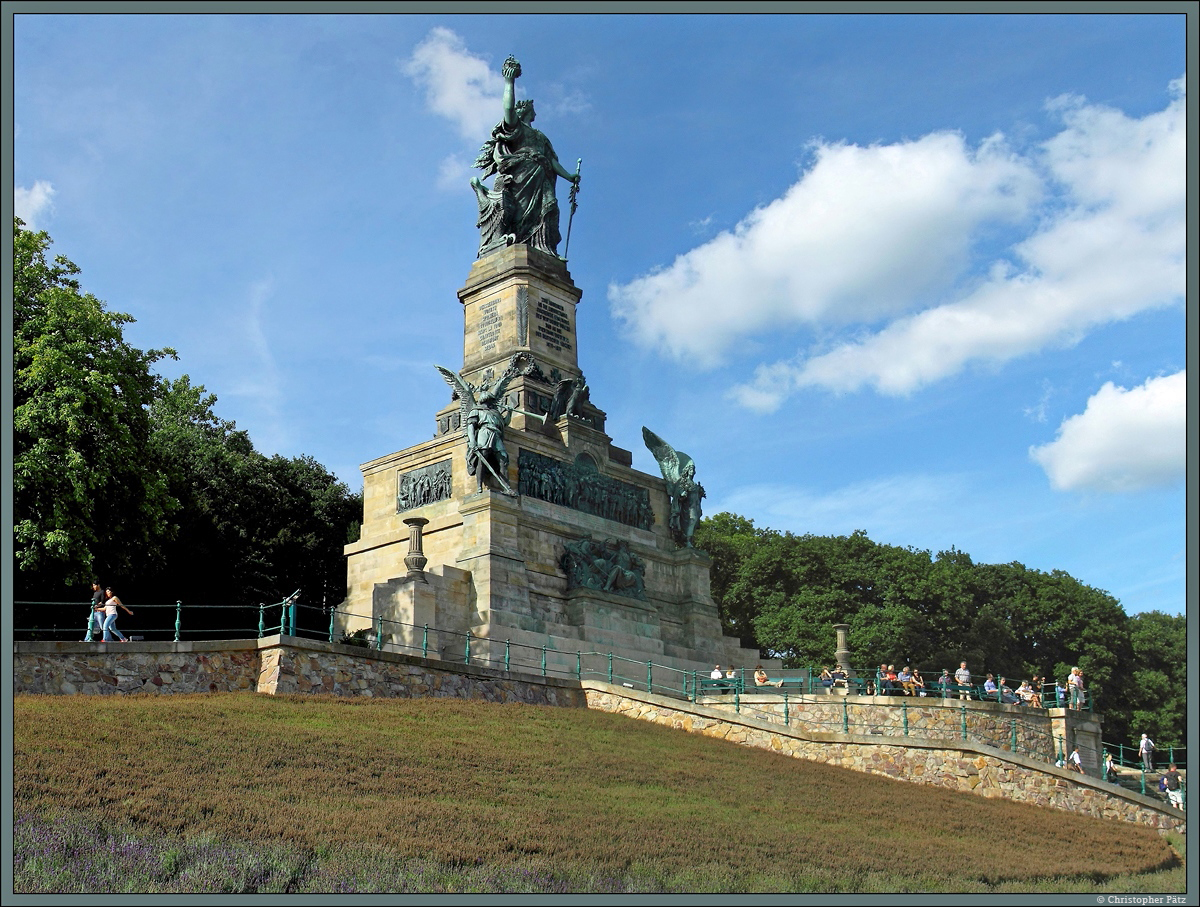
<box><xmin>339</xmin><ymin>57</ymin><xmax>767</xmax><ymax>676</ymax></box>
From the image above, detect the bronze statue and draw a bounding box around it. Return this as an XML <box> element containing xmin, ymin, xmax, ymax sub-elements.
<box><xmin>642</xmin><ymin>427</ymin><xmax>706</xmax><ymax>548</ymax></box>
<box><xmin>436</xmin><ymin>353</ymin><xmax>535</xmax><ymax>495</ymax></box>
<box><xmin>472</xmin><ymin>56</ymin><xmax>580</xmax><ymax>257</ymax></box>
<box><xmin>547</xmin><ymin>375</ymin><xmax>589</xmax><ymax>420</ymax></box>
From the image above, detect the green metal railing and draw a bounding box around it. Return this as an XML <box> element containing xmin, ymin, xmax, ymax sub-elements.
<box><xmin>15</xmin><ymin>599</ymin><xmax>267</xmax><ymax>642</ymax></box>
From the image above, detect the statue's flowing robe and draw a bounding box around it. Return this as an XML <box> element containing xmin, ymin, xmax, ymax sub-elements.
<box><xmin>480</xmin><ymin>120</ymin><xmax>563</xmax><ymax>255</ymax></box>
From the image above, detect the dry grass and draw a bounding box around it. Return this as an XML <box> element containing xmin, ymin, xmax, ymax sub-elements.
<box><xmin>14</xmin><ymin>693</ymin><xmax>1183</xmax><ymax>892</ymax></box>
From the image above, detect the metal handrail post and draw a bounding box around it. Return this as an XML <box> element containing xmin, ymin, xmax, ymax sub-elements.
<box><xmin>902</xmin><ymin>700</ymin><xmax>908</xmax><ymax>736</ymax></box>
<box><xmin>607</xmin><ymin>653</ymin><xmax>613</xmax><ymax>684</ymax></box>
<box><xmin>465</xmin><ymin>632</ymin><xmax>471</xmax><ymax>665</ymax></box>
<box><xmin>174</xmin><ymin>601</ymin><xmax>182</xmax><ymax>642</ymax></box>
<box><xmin>422</xmin><ymin>624</ymin><xmax>428</xmax><ymax>658</ymax></box>
<box><xmin>327</xmin><ymin>608</ymin><xmax>335</xmax><ymax>643</ymax></box>
<box><xmin>734</xmin><ymin>686</ymin><xmax>739</xmax><ymax>714</ymax></box>
<box><xmin>784</xmin><ymin>691</ymin><xmax>790</xmax><ymax>727</ymax></box>
<box><xmin>258</xmin><ymin>603</ymin><xmax>265</xmax><ymax>638</ymax></box>
<box><xmin>1011</xmin><ymin>719</ymin><xmax>1018</xmax><ymax>752</ymax></box>
<box><xmin>541</xmin><ymin>645</ymin><xmax>547</xmax><ymax>677</ymax></box>
<box><xmin>843</xmin><ymin>699</ymin><xmax>849</xmax><ymax>734</ymax></box>
<box><xmin>504</xmin><ymin>640</ymin><xmax>510</xmax><ymax>672</ymax></box>
<box><xmin>289</xmin><ymin>602</ymin><xmax>297</xmax><ymax>637</ymax></box>
<box><xmin>647</xmin><ymin>661</ymin><xmax>652</xmax><ymax>694</ymax></box>
<box><xmin>961</xmin><ymin>704</ymin><xmax>968</xmax><ymax>742</ymax></box>
<box><xmin>576</xmin><ymin>651</ymin><xmax>582</xmax><ymax>680</ymax></box>
<box><xmin>1140</xmin><ymin>768</ymin><xmax>1146</xmax><ymax>795</ymax></box>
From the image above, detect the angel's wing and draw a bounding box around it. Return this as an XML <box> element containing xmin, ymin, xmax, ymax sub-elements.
<box><xmin>642</xmin><ymin>426</ymin><xmax>683</xmax><ymax>485</ymax></box>
<box><xmin>435</xmin><ymin>365</ymin><xmax>475</xmax><ymax>420</ymax></box>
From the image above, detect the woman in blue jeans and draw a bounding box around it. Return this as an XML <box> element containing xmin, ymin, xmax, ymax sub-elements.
<box><xmin>101</xmin><ymin>588</ymin><xmax>134</xmax><ymax>642</ymax></box>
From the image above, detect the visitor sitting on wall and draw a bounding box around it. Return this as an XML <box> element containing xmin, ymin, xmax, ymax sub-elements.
<box><xmin>830</xmin><ymin>666</ymin><xmax>848</xmax><ymax>688</ymax></box>
<box><xmin>1017</xmin><ymin>680</ymin><xmax>1042</xmax><ymax>708</ymax></box>
<box><xmin>897</xmin><ymin>666</ymin><xmax>914</xmax><ymax>695</ymax></box>
<box><xmin>754</xmin><ymin>665</ymin><xmax>783</xmax><ymax>688</ymax></box>
<box><xmin>876</xmin><ymin>663</ymin><xmax>892</xmax><ymax>695</ymax></box>
<box><xmin>885</xmin><ymin>664</ymin><xmax>899</xmax><ymax>695</ymax></box>
<box><xmin>818</xmin><ymin>667</ymin><xmax>834</xmax><ymax>689</ymax></box>
<box><xmin>910</xmin><ymin>669</ymin><xmax>926</xmax><ymax>696</ymax></box>
<box><xmin>983</xmin><ymin>674</ymin><xmax>998</xmax><ymax>700</ymax></box>
<box><xmin>998</xmin><ymin>677</ymin><xmax>1020</xmax><ymax>705</ymax></box>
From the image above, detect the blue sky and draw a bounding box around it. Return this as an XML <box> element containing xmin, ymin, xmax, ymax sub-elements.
<box><xmin>12</xmin><ymin>13</ymin><xmax>1188</xmax><ymax>615</ymax></box>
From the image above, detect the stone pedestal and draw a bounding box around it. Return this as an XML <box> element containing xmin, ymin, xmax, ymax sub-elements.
<box><xmin>340</xmin><ymin>244</ymin><xmax>774</xmax><ymax>676</ymax></box>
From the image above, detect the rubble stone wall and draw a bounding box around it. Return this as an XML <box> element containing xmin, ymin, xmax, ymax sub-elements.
<box><xmin>583</xmin><ymin>685</ymin><xmax>1183</xmax><ymax>832</ymax></box>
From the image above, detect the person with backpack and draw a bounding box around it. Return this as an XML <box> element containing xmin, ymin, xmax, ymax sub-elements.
<box><xmin>1163</xmin><ymin>764</ymin><xmax>1183</xmax><ymax>810</ymax></box>
<box><xmin>1139</xmin><ymin>733</ymin><xmax>1156</xmax><ymax>772</ymax></box>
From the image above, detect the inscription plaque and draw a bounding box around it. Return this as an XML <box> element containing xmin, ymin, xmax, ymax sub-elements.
<box><xmin>534</xmin><ymin>297</ymin><xmax>573</xmax><ymax>353</ymax></box>
<box><xmin>477</xmin><ymin>299</ymin><xmax>502</xmax><ymax>353</ymax></box>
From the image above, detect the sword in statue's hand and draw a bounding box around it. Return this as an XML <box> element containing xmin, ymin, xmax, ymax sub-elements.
<box><xmin>563</xmin><ymin>158</ymin><xmax>581</xmax><ymax>261</ymax></box>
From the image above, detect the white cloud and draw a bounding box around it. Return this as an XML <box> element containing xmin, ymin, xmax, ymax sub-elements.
<box><xmin>611</xmin><ymin>131</ymin><xmax>1040</xmax><ymax>368</ymax></box>
<box><xmin>402</xmin><ymin>28</ymin><xmax>502</xmax><ymax>140</ymax></box>
<box><xmin>226</xmin><ymin>277</ymin><xmax>287</xmax><ymax>452</ymax></box>
<box><xmin>609</xmin><ymin>80</ymin><xmax>1185</xmax><ymax>409</ymax></box>
<box><xmin>1029</xmin><ymin>370</ymin><xmax>1186</xmax><ymax>493</ymax></box>
<box><xmin>14</xmin><ymin>180</ymin><xmax>55</xmax><ymax>228</ymax></box>
<box><xmin>436</xmin><ymin>154</ymin><xmax>472</xmax><ymax>192</ymax></box>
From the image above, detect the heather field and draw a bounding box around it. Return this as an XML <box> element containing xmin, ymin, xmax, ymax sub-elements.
<box><xmin>13</xmin><ymin>694</ymin><xmax>1185</xmax><ymax>894</ymax></box>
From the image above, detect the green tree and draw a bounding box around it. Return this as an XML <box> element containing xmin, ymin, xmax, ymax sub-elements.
<box><xmin>13</xmin><ymin>218</ymin><xmax>177</xmax><ymax>595</ymax></box>
<box><xmin>696</xmin><ymin>512</ymin><xmax>1182</xmax><ymax>748</ymax></box>
<box><xmin>140</xmin><ymin>376</ymin><xmax>361</xmax><ymax>623</ymax></box>
<box><xmin>1122</xmin><ymin>611</ymin><xmax>1186</xmax><ymax>747</ymax></box>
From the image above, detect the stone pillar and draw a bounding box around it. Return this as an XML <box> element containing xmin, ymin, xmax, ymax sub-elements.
<box><xmin>834</xmin><ymin>623</ymin><xmax>852</xmax><ymax>673</ymax></box>
<box><xmin>404</xmin><ymin>517</ymin><xmax>430</xmax><ymax>581</ymax></box>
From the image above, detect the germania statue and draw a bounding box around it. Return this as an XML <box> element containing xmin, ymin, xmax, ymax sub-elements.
<box><xmin>642</xmin><ymin>427</ymin><xmax>706</xmax><ymax>548</ymax></box>
<box><xmin>471</xmin><ymin>55</ymin><xmax>580</xmax><ymax>258</ymax></box>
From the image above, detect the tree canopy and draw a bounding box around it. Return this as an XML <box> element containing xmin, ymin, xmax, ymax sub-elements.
<box><xmin>13</xmin><ymin>219</ymin><xmax>360</xmax><ymax>629</ymax></box>
<box><xmin>695</xmin><ymin>513</ymin><xmax>1185</xmax><ymax>747</ymax></box>
<box><xmin>14</xmin><ymin>219</ymin><xmax>177</xmax><ymax>589</ymax></box>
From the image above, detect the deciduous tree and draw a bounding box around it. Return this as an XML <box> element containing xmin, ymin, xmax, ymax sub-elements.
<box><xmin>13</xmin><ymin>218</ymin><xmax>176</xmax><ymax>595</ymax></box>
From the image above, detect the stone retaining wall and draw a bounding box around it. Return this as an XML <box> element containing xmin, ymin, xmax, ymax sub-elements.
<box><xmin>722</xmin><ymin>695</ymin><xmax>1057</xmax><ymax>761</ymax></box>
<box><xmin>14</xmin><ymin>640</ymin><xmax>262</xmax><ymax>695</ymax></box>
<box><xmin>585</xmin><ymin>685</ymin><xmax>1183</xmax><ymax>832</ymax></box>
<box><xmin>13</xmin><ymin>637</ymin><xmax>585</xmax><ymax>707</ymax></box>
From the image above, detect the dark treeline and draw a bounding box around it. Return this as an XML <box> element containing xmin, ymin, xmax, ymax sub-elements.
<box><xmin>13</xmin><ymin>219</ymin><xmax>361</xmax><ymax>636</ymax></box>
<box><xmin>695</xmin><ymin>513</ymin><xmax>1185</xmax><ymax>748</ymax></box>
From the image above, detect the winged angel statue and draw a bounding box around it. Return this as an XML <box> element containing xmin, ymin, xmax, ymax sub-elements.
<box><xmin>436</xmin><ymin>353</ymin><xmax>535</xmax><ymax>495</ymax></box>
<box><xmin>642</xmin><ymin>427</ymin><xmax>706</xmax><ymax>548</ymax></box>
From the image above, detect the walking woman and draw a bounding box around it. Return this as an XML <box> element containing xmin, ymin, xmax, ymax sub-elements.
<box><xmin>101</xmin><ymin>587</ymin><xmax>134</xmax><ymax>642</ymax></box>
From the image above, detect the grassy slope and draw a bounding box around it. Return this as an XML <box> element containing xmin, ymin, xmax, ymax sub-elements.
<box><xmin>13</xmin><ymin>693</ymin><xmax>1184</xmax><ymax>893</ymax></box>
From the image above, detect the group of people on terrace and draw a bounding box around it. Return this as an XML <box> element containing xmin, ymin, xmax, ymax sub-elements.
<box><xmin>871</xmin><ymin>661</ymin><xmax>1086</xmax><ymax>709</ymax></box>
<box><xmin>714</xmin><ymin>660</ymin><xmax>1090</xmax><ymax>709</ymax></box>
